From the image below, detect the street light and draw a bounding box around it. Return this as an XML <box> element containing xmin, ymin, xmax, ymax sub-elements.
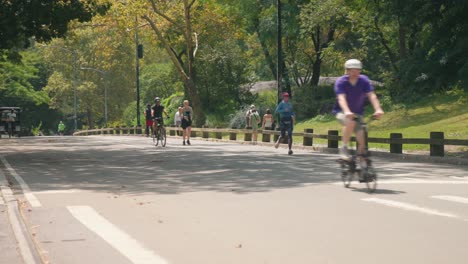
<box><xmin>38</xmin><ymin>44</ymin><xmax>78</xmax><ymax>131</ymax></box>
<box><xmin>80</xmin><ymin>67</ymin><xmax>108</xmax><ymax>127</ymax></box>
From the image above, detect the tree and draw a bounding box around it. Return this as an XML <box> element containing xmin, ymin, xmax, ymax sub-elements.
<box><xmin>299</xmin><ymin>0</ymin><xmax>348</xmax><ymax>86</ymax></box>
<box><xmin>139</xmin><ymin>0</ymin><xmax>205</xmax><ymax>126</ymax></box>
<box><xmin>0</xmin><ymin>0</ymin><xmax>107</xmax><ymax>50</ymax></box>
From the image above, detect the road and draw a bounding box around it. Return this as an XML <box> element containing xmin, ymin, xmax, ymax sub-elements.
<box><xmin>0</xmin><ymin>136</ymin><xmax>467</xmax><ymax>264</ymax></box>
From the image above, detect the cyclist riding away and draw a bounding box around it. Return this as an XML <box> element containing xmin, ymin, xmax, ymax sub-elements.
<box><xmin>152</xmin><ymin>97</ymin><xmax>169</xmax><ymax>135</ymax></box>
<box><xmin>332</xmin><ymin>59</ymin><xmax>384</xmax><ymax>161</ymax></box>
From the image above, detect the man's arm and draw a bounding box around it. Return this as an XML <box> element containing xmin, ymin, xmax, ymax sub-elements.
<box><xmin>367</xmin><ymin>91</ymin><xmax>384</xmax><ymax>118</ymax></box>
<box><xmin>275</xmin><ymin>102</ymin><xmax>284</xmax><ymax>114</ymax></box>
<box><xmin>337</xmin><ymin>94</ymin><xmax>353</xmax><ymax>117</ymax></box>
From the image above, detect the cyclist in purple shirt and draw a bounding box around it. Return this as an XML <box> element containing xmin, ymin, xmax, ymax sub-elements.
<box><xmin>333</xmin><ymin>59</ymin><xmax>384</xmax><ymax>160</ymax></box>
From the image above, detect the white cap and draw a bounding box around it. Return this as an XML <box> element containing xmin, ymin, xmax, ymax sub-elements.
<box><xmin>344</xmin><ymin>59</ymin><xmax>362</xmax><ymax>70</ymax></box>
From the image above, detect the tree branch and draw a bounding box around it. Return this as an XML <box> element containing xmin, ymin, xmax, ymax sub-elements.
<box><xmin>373</xmin><ymin>0</ymin><xmax>399</xmax><ymax>72</ymax></box>
<box><xmin>142</xmin><ymin>14</ymin><xmax>190</xmax><ymax>80</ymax></box>
<box><xmin>148</xmin><ymin>0</ymin><xmax>185</xmax><ymax>31</ymax></box>
<box><xmin>188</xmin><ymin>0</ymin><xmax>196</xmax><ymax>9</ymax></box>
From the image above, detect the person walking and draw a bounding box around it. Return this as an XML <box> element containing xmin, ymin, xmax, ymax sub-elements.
<box><xmin>144</xmin><ymin>104</ymin><xmax>153</xmax><ymax>137</ymax></box>
<box><xmin>249</xmin><ymin>105</ymin><xmax>261</xmax><ymax>144</ymax></box>
<box><xmin>57</xmin><ymin>121</ymin><xmax>65</xmax><ymax>136</ymax></box>
<box><xmin>333</xmin><ymin>59</ymin><xmax>384</xmax><ymax>160</ymax></box>
<box><xmin>262</xmin><ymin>109</ymin><xmax>274</xmax><ymax>130</ymax></box>
<box><xmin>181</xmin><ymin>100</ymin><xmax>193</xmax><ymax>145</ymax></box>
<box><xmin>174</xmin><ymin>106</ymin><xmax>183</xmax><ymax>136</ymax></box>
<box><xmin>245</xmin><ymin>105</ymin><xmax>254</xmax><ymax>128</ymax></box>
<box><xmin>275</xmin><ymin>92</ymin><xmax>295</xmax><ymax>155</ymax></box>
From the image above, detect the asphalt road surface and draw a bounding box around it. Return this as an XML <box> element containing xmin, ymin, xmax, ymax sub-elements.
<box><xmin>1</xmin><ymin>136</ymin><xmax>467</xmax><ymax>264</ymax></box>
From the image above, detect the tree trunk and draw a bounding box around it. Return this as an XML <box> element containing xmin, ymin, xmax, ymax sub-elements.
<box><xmin>87</xmin><ymin>108</ymin><xmax>94</xmax><ymax>129</ymax></box>
<box><xmin>143</xmin><ymin>0</ymin><xmax>205</xmax><ymax>127</ymax></box>
<box><xmin>183</xmin><ymin>0</ymin><xmax>205</xmax><ymax>127</ymax></box>
<box><xmin>311</xmin><ymin>57</ymin><xmax>322</xmax><ymax>86</ymax></box>
<box><xmin>255</xmin><ymin>19</ymin><xmax>277</xmax><ymax>80</ymax></box>
<box><xmin>398</xmin><ymin>19</ymin><xmax>407</xmax><ymax>58</ymax></box>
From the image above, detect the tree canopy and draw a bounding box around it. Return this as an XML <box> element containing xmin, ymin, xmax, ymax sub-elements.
<box><xmin>1</xmin><ymin>0</ymin><xmax>467</xmax><ymax>133</ymax></box>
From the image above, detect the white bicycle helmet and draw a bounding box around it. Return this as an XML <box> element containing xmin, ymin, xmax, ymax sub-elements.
<box><xmin>344</xmin><ymin>59</ymin><xmax>362</xmax><ymax>70</ymax></box>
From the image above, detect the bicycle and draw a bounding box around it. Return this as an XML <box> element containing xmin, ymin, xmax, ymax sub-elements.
<box><xmin>337</xmin><ymin>116</ymin><xmax>378</xmax><ymax>193</ymax></box>
<box><xmin>152</xmin><ymin>118</ymin><xmax>167</xmax><ymax>147</ymax></box>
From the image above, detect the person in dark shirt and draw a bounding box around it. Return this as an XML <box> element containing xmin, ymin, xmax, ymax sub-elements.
<box><xmin>144</xmin><ymin>104</ymin><xmax>153</xmax><ymax>137</ymax></box>
<box><xmin>181</xmin><ymin>100</ymin><xmax>193</xmax><ymax>145</ymax></box>
<box><xmin>151</xmin><ymin>97</ymin><xmax>169</xmax><ymax>135</ymax></box>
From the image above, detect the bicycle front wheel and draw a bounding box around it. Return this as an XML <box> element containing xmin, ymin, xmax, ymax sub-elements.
<box><xmin>153</xmin><ymin>130</ymin><xmax>159</xmax><ymax>146</ymax></box>
<box><xmin>161</xmin><ymin>127</ymin><xmax>167</xmax><ymax>147</ymax></box>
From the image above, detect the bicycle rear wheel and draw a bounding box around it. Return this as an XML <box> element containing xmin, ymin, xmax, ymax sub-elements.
<box><xmin>363</xmin><ymin>166</ymin><xmax>377</xmax><ymax>193</ymax></box>
<box><xmin>161</xmin><ymin>127</ymin><xmax>166</xmax><ymax>147</ymax></box>
<box><xmin>339</xmin><ymin>160</ymin><xmax>354</xmax><ymax>188</ymax></box>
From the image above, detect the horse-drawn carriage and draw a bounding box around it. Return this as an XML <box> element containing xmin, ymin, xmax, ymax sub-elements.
<box><xmin>0</xmin><ymin>107</ymin><xmax>21</xmax><ymax>138</ymax></box>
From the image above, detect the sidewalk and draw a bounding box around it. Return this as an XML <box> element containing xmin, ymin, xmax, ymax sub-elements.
<box><xmin>0</xmin><ymin>193</ymin><xmax>24</xmax><ymax>264</ymax></box>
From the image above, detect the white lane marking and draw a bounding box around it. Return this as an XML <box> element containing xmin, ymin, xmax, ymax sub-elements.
<box><xmin>0</xmin><ymin>196</ymin><xmax>4</xmax><ymax>205</ymax></box>
<box><xmin>67</xmin><ymin>206</ymin><xmax>168</xmax><ymax>264</ymax></box>
<box><xmin>334</xmin><ymin>180</ymin><xmax>468</xmax><ymax>185</ymax></box>
<box><xmin>33</xmin><ymin>189</ymin><xmax>83</xmax><ymax>195</ymax></box>
<box><xmin>362</xmin><ymin>198</ymin><xmax>459</xmax><ymax>219</ymax></box>
<box><xmin>0</xmin><ymin>156</ymin><xmax>41</xmax><ymax>207</ymax></box>
<box><xmin>0</xmin><ymin>167</ymin><xmax>39</xmax><ymax>264</ymax></box>
<box><xmin>432</xmin><ymin>195</ymin><xmax>468</xmax><ymax>205</ymax></box>
<box><xmin>450</xmin><ymin>176</ymin><xmax>467</xmax><ymax>180</ymax></box>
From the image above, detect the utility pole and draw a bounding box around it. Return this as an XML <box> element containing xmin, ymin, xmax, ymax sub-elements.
<box><xmin>277</xmin><ymin>0</ymin><xmax>283</xmax><ymax>103</ymax></box>
<box><xmin>72</xmin><ymin>51</ymin><xmax>77</xmax><ymax>131</ymax></box>
<box><xmin>135</xmin><ymin>16</ymin><xmax>141</xmax><ymax>127</ymax></box>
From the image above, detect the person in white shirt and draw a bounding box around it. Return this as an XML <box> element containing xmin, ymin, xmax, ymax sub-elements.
<box><xmin>174</xmin><ymin>107</ymin><xmax>183</xmax><ymax>136</ymax></box>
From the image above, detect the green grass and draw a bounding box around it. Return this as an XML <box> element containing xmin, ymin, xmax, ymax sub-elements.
<box><xmin>294</xmin><ymin>92</ymin><xmax>468</xmax><ymax>152</ymax></box>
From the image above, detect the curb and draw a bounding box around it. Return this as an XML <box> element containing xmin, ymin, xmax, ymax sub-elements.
<box><xmin>79</xmin><ymin>134</ymin><xmax>468</xmax><ymax>166</ymax></box>
<box><xmin>192</xmin><ymin>137</ymin><xmax>468</xmax><ymax>166</ymax></box>
<box><xmin>0</xmin><ymin>165</ymin><xmax>43</xmax><ymax>264</ymax></box>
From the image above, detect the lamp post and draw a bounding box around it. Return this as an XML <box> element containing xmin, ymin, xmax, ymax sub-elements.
<box><xmin>80</xmin><ymin>67</ymin><xmax>108</xmax><ymax>127</ymax></box>
<box><xmin>38</xmin><ymin>44</ymin><xmax>78</xmax><ymax>131</ymax></box>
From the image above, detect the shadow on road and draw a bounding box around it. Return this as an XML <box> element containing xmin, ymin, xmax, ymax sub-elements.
<box><xmin>349</xmin><ymin>187</ymin><xmax>406</xmax><ymax>195</ymax></box>
<box><xmin>1</xmin><ymin>137</ymin><xmax>466</xmax><ymax>196</ymax></box>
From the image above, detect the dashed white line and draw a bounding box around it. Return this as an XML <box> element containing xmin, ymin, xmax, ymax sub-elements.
<box><xmin>432</xmin><ymin>195</ymin><xmax>468</xmax><ymax>205</ymax></box>
<box><xmin>0</xmin><ymin>156</ymin><xmax>41</xmax><ymax>207</ymax></box>
<box><xmin>362</xmin><ymin>198</ymin><xmax>459</xmax><ymax>219</ymax></box>
<box><xmin>67</xmin><ymin>206</ymin><xmax>169</xmax><ymax>264</ymax></box>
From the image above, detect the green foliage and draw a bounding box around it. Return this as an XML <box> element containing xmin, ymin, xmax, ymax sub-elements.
<box><xmin>292</xmin><ymin>84</ymin><xmax>336</xmax><ymax>120</ymax></box>
<box><xmin>0</xmin><ymin>0</ymin><xmax>107</xmax><ymax>50</ymax></box>
<box><xmin>122</xmin><ymin>101</ymin><xmax>137</xmax><ymax>127</ymax></box>
<box><xmin>141</xmin><ymin>63</ymin><xmax>183</xmax><ymax>105</ymax></box>
<box><xmin>0</xmin><ymin>51</ymin><xmax>49</xmax><ymax>106</ymax></box>
<box><xmin>31</xmin><ymin>121</ymin><xmax>43</xmax><ymax>136</ymax></box>
<box><xmin>197</xmin><ymin>40</ymin><xmax>256</xmax><ymax>120</ymax></box>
